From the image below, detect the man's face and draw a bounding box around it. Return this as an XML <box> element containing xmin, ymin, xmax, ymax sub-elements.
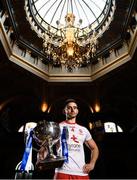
<box><xmin>64</xmin><ymin>102</ymin><xmax>79</xmax><ymax>119</ymax></box>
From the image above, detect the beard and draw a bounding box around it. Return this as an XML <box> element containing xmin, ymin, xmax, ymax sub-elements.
<box><xmin>66</xmin><ymin>113</ymin><xmax>77</xmax><ymax>119</ymax></box>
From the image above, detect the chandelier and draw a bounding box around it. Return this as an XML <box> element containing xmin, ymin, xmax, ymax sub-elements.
<box><xmin>25</xmin><ymin>0</ymin><xmax>116</xmax><ymax>71</ymax></box>
<box><xmin>43</xmin><ymin>13</ymin><xmax>98</xmax><ymax>71</ymax></box>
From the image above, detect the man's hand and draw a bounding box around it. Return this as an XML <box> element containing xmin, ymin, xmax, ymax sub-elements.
<box><xmin>83</xmin><ymin>162</ymin><xmax>95</xmax><ymax>174</ymax></box>
<box><xmin>37</xmin><ymin>146</ymin><xmax>48</xmax><ymax>161</ymax></box>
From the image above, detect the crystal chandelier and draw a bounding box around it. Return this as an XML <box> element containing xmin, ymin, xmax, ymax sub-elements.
<box><xmin>25</xmin><ymin>0</ymin><xmax>116</xmax><ymax>71</ymax></box>
<box><xmin>43</xmin><ymin>13</ymin><xmax>98</xmax><ymax>71</ymax></box>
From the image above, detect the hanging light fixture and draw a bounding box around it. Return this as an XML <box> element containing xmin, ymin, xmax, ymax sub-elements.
<box><xmin>43</xmin><ymin>12</ymin><xmax>98</xmax><ymax>71</ymax></box>
<box><xmin>25</xmin><ymin>0</ymin><xmax>116</xmax><ymax>71</ymax></box>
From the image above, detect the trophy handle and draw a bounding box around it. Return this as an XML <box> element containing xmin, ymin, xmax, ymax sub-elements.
<box><xmin>47</xmin><ymin>137</ymin><xmax>56</xmax><ymax>159</ymax></box>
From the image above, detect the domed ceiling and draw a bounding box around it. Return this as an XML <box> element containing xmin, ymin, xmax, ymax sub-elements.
<box><xmin>0</xmin><ymin>0</ymin><xmax>136</xmax><ymax>82</ymax></box>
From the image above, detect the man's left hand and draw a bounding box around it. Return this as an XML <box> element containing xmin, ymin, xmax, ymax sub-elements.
<box><xmin>83</xmin><ymin>162</ymin><xmax>95</xmax><ymax>173</ymax></box>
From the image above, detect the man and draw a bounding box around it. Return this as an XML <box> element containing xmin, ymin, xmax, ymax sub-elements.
<box><xmin>54</xmin><ymin>99</ymin><xmax>99</xmax><ymax>179</ymax></box>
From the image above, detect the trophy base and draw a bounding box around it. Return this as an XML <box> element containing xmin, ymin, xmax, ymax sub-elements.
<box><xmin>36</xmin><ymin>156</ymin><xmax>65</xmax><ymax>171</ymax></box>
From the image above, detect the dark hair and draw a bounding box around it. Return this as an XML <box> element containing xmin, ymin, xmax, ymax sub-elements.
<box><xmin>64</xmin><ymin>98</ymin><xmax>77</xmax><ymax>107</ymax></box>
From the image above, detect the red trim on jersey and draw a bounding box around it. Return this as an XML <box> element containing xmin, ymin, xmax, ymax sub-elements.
<box><xmin>64</xmin><ymin>120</ymin><xmax>76</xmax><ymax>124</ymax></box>
<box><xmin>60</xmin><ymin>120</ymin><xmax>77</xmax><ymax>125</ymax></box>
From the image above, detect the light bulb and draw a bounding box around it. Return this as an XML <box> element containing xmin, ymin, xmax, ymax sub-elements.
<box><xmin>67</xmin><ymin>45</ymin><xmax>74</xmax><ymax>56</ymax></box>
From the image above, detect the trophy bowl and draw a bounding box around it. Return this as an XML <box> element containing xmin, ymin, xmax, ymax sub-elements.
<box><xmin>33</xmin><ymin>120</ymin><xmax>65</xmax><ymax>170</ymax></box>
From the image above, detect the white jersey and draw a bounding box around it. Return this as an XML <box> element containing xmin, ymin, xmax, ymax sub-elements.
<box><xmin>55</xmin><ymin>121</ymin><xmax>92</xmax><ymax>176</ymax></box>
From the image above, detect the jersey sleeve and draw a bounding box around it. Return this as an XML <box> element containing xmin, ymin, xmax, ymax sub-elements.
<box><xmin>85</xmin><ymin>127</ymin><xmax>92</xmax><ymax>141</ymax></box>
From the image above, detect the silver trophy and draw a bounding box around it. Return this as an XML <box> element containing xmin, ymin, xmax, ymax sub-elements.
<box><xmin>33</xmin><ymin>120</ymin><xmax>64</xmax><ymax>170</ymax></box>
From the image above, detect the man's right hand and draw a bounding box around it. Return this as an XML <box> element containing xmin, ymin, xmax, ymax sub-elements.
<box><xmin>37</xmin><ymin>146</ymin><xmax>48</xmax><ymax>162</ymax></box>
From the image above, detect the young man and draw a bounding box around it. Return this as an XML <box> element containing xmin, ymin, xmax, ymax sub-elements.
<box><xmin>54</xmin><ymin>99</ymin><xmax>99</xmax><ymax>179</ymax></box>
